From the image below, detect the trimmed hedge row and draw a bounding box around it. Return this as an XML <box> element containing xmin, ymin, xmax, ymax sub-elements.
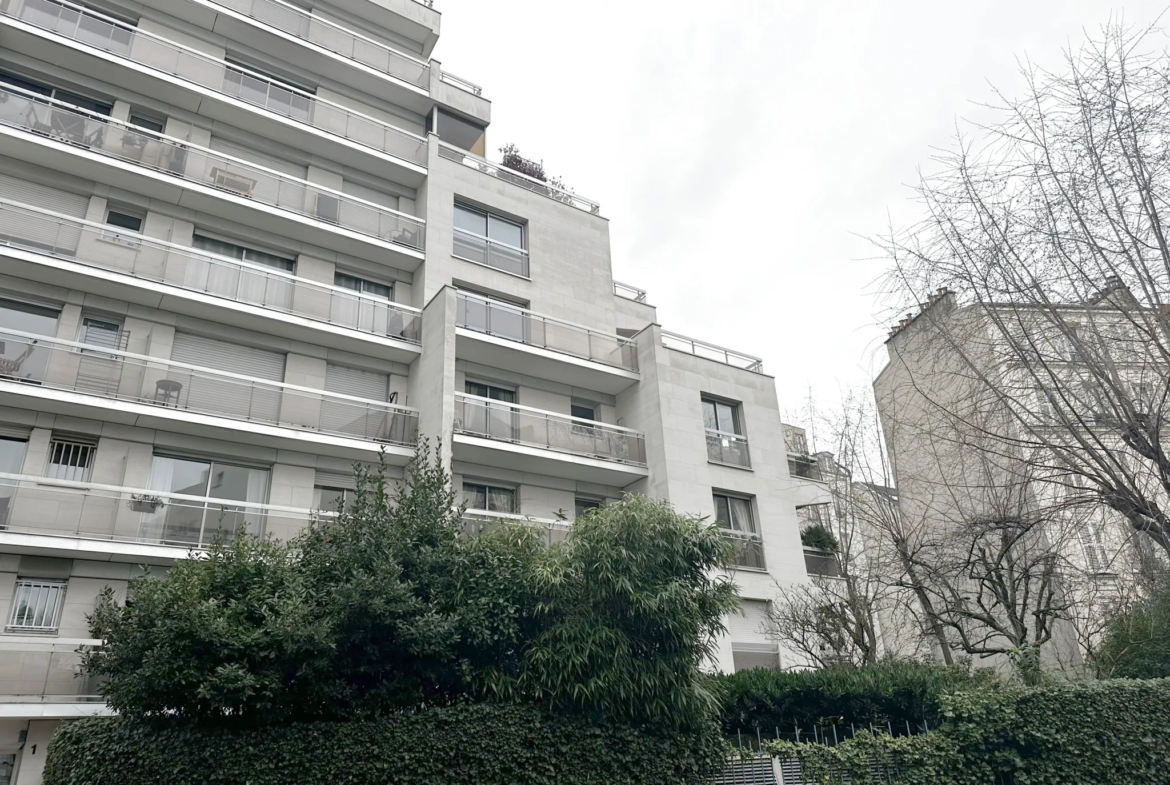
<box><xmin>762</xmin><ymin>678</ymin><xmax>1170</xmax><ymax>785</ymax></box>
<box><xmin>43</xmin><ymin>703</ymin><xmax>724</xmax><ymax>785</ymax></box>
<box><xmin>715</xmin><ymin>660</ymin><xmax>996</xmax><ymax>732</ymax></box>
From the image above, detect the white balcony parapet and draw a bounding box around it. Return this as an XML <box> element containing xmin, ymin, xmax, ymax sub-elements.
<box><xmin>438</xmin><ymin>70</ymin><xmax>483</xmax><ymax>96</ymax></box>
<box><xmin>661</xmin><ymin>330</ymin><xmax>764</xmax><ymax>373</ymax></box>
<box><xmin>613</xmin><ymin>281</ymin><xmax>648</xmax><ymax>303</ymax></box>
<box><xmin>462</xmin><ymin>509</ymin><xmax>573</xmax><ymax>546</ymax></box>
<box><xmin>455</xmin><ymin>291</ymin><xmax>638</xmax><ymax>372</ymax></box>
<box><xmin>0</xmin><ymin>327</ymin><xmax>419</xmax><ymax>446</ymax></box>
<box><xmin>0</xmin><ymin>84</ymin><xmax>426</xmax><ymax>253</ymax></box>
<box><xmin>454</xmin><ymin>393</ymin><xmax>647</xmax><ymax>466</ymax></box>
<box><xmin>0</xmin><ymin>199</ymin><xmax>422</xmax><ymax>344</ymax></box>
<box><xmin>0</xmin><ymin>0</ymin><xmax>428</xmax><ymax>166</ymax></box>
<box><xmin>208</xmin><ymin>0</ymin><xmax>431</xmax><ymax>89</ymax></box>
<box><xmin>0</xmin><ymin>472</ymin><xmax>331</xmax><ymax>550</ymax></box>
<box><xmin>437</xmin><ymin>141</ymin><xmax>601</xmax><ymax>215</ymax></box>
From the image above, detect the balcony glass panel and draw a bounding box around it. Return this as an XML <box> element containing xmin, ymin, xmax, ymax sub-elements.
<box><xmin>453</xmin><ymin>229</ymin><xmax>528</xmax><ymax>277</ymax></box>
<box><xmin>0</xmin><ymin>199</ymin><xmax>423</xmax><ymax>343</ymax></box>
<box><xmin>454</xmin><ymin>393</ymin><xmax>647</xmax><ymax>466</ymax></box>
<box><xmin>723</xmin><ymin>531</ymin><xmax>767</xmax><ymax>570</ymax></box>
<box><xmin>455</xmin><ymin>292</ymin><xmax>638</xmax><ymax>371</ymax></box>
<box><xmin>0</xmin><ymin>328</ymin><xmax>419</xmax><ymax>445</ymax></box>
<box><xmin>462</xmin><ymin>509</ymin><xmax>573</xmax><ymax>547</ymax></box>
<box><xmin>705</xmin><ymin>432</ymin><xmax>751</xmax><ymax>467</ymax></box>
<box><xmin>0</xmin><ymin>0</ymin><xmax>428</xmax><ymax>166</ymax></box>
<box><xmin>0</xmin><ymin>85</ymin><xmax>426</xmax><ymax>252</ymax></box>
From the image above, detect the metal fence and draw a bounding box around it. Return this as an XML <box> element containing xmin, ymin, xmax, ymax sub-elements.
<box><xmin>438</xmin><ymin>142</ymin><xmax>601</xmax><ymax>215</ymax></box>
<box><xmin>661</xmin><ymin>331</ymin><xmax>764</xmax><ymax>373</ymax></box>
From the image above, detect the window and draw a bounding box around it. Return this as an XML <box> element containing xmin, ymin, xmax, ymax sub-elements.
<box><xmin>313</xmin><ymin>485</ymin><xmax>355</xmax><ymax>513</ymax></box>
<box><xmin>192</xmin><ymin>234</ymin><xmax>294</xmax><ymax>272</ymax></box>
<box><xmin>77</xmin><ymin>316</ymin><xmax>123</xmax><ymax>355</ymax></box>
<box><xmin>574</xmin><ymin>498</ymin><xmax>602</xmax><ymax>519</ymax></box>
<box><xmin>0</xmin><ymin>437</ymin><xmax>28</xmax><ymax>528</ymax></box>
<box><xmin>714</xmin><ymin>492</ymin><xmax>764</xmax><ymax>570</ymax></box>
<box><xmin>142</xmin><ymin>456</ymin><xmax>269</xmax><ymax>547</ymax></box>
<box><xmin>0</xmin><ymin>299</ymin><xmax>59</xmax><ymax>383</ymax></box>
<box><xmin>128</xmin><ymin>114</ymin><xmax>164</xmax><ymax>134</ymax></box>
<box><xmin>453</xmin><ymin>203</ymin><xmax>528</xmax><ymax>277</ymax></box>
<box><xmin>7</xmin><ymin>579</ymin><xmax>67</xmax><ymax>633</ymax></box>
<box><xmin>104</xmin><ymin>209</ymin><xmax>143</xmax><ymax>233</ymax></box>
<box><xmin>465</xmin><ymin>380</ymin><xmax>516</xmax><ymax>403</ymax></box>
<box><xmin>462</xmin><ymin>381</ymin><xmax>518</xmax><ymax>440</ymax></box>
<box><xmin>703</xmin><ymin>397</ymin><xmax>749</xmax><ymax>467</ymax></box>
<box><xmin>571</xmin><ymin>402</ymin><xmax>598</xmax><ymax>436</ymax></box>
<box><xmin>433</xmin><ymin>108</ymin><xmax>486</xmax><ymax>155</ymax></box>
<box><xmin>46</xmin><ymin>437</ymin><xmax>95</xmax><ymax>482</ymax></box>
<box><xmin>0</xmin><ymin>71</ymin><xmax>112</xmax><ymax>115</ymax></box>
<box><xmin>335</xmin><ymin>272</ymin><xmax>392</xmax><ymax>300</ymax></box>
<box><xmin>463</xmin><ymin>481</ymin><xmax>516</xmax><ymax>513</ymax></box>
<box><xmin>1080</xmin><ymin>520</ymin><xmax>1111</xmax><ymax>574</ymax></box>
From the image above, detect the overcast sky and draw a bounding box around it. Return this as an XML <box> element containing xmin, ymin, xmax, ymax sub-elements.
<box><xmin>431</xmin><ymin>0</ymin><xmax>1168</xmax><ymax>434</ymax></box>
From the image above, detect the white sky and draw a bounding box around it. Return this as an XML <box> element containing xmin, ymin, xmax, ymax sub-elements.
<box><xmin>431</xmin><ymin>0</ymin><xmax>1168</xmax><ymax>427</ymax></box>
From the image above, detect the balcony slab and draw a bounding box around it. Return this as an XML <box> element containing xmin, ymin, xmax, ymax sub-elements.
<box><xmin>452</xmin><ymin>433</ymin><xmax>648</xmax><ymax>487</ymax></box>
<box><xmin>455</xmin><ymin>328</ymin><xmax>639</xmax><ymax>396</ymax></box>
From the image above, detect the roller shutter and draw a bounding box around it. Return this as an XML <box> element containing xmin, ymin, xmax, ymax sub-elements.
<box><xmin>321</xmin><ymin>363</ymin><xmax>391</xmax><ymax>441</ymax></box>
<box><xmin>168</xmin><ymin>333</ymin><xmax>285</xmax><ymax>424</ymax></box>
<box><xmin>0</xmin><ymin>174</ymin><xmax>88</xmax><ymax>253</ymax></box>
<box><xmin>324</xmin><ymin>363</ymin><xmax>388</xmax><ymax>401</ymax></box>
<box><xmin>341</xmin><ymin>179</ymin><xmax>399</xmax><ymax>211</ymax></box>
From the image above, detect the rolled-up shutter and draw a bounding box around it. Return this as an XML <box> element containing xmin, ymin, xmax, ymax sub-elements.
<box><xmin>0</xmin><ymin>174</ymin><xmax>88</xmax><ymax>254</ymax></box>
<box><xmin>321</xmin><ymin>364</ymin><xmax>390</xmax><ymax>440</ymax></box>
<box><xmin>324</xmin><ymin>363</ymin><xmax>388</xmax><ymax>400</ymax></box>
<box><xmin>168</xmin><ymin>333</ymin><xmax>285</xmax><ymax>424</ymax></box>
<box><xmin>729</xmin><ymin>600</ymin><xmax>780</xmax><ymax>672</ymax></box>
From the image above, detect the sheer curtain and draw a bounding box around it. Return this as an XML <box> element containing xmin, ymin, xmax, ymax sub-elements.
<box><xmin>140</xmin><ymin>456</ymin><xmax>176</xmax><ymax>543</ymax></box>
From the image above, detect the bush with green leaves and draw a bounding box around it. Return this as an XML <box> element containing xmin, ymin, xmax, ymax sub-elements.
<box><xmin>42</xmin><ymin>704</ymin><xmax>725</xmax><ymax>785</ymax></box>
<box><xmin>799</xmin><ymin>524</ymin><xmax>839</xmax><ymax>552</ymax></box>
<box><xmin>1096</xmin><ymin>574</ymin><xmax>1170</xmax><ymax>679</ymax></box>
<box><xmin>83</xmin><ymin>444</ymin><xmax>737</xmax><ymax>730</ymax></box>
<box><xmin>759</xmin><ymin>678</ymin><xmax>1170</xmax><ymax>785</ymax></box>
<box><xmin>714</xmin><ymin>660</ymin><xmax>999</xmax><ymax>733</ymax></box>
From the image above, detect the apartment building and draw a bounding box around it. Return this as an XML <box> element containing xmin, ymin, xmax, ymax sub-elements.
<box><xmin>0</xmin><ymin>0</ymin><xmax>808</xmax><ymax>779</ymax></box>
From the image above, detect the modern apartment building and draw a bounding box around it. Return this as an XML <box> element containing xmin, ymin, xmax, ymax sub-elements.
<box><xmin>0</xmin><ymin>0</ymin><xmax>809</xmax><ymax>779</ymax></box>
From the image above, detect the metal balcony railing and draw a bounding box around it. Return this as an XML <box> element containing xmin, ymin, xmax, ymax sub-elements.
<box><xmin>462</xmin><ymin>509</ymin><xmax>573</xmax><ymax>547</ymax></box>
<box><xmin>455</xmin><ymin>291</ymin><xmax>638</xmax><ymax>372</ymax></box>
<box><xmin>0</xmin><ymin>85</ymin><xmax>426</xmax><ymax>253</ymax></box>
<box><xmin>661</xmin><ymin>331</ymin><xmax>764</xmax><ymax>373</ymax></box>
<box><xmin>0</xmin><ymin>0</ymin><xmax>428</xmax><ymax>166</ymax></box>
<box><xmin>0</xmin><ymin>328</ymin><xmax>419</xmax><ymax>446</ymax></box>
<box><xmin>452</xmin><ymin>228</ymin><xmax>529</xmax><ymax>277</ymax></box>
<box><xmin>438</xmin><ymin>70</ymin><xmax>483</xmax><ymax>96</ymax></box>
<box><xmin>0</xmin><ymin>199</ymin><xmax>422</xmax><ymax>344</ymax></box>
<box><xmin>705</xmin><ymin>429</ymin><xmax>751</xmax><ymax>468</ymax></box>
<box><xmin>454</xmin><ymin>393</ymin><xmax>647</xmax><ymax>467</ymax></box>
<box><xmin>721</xmin><ymin>529</ymin><xmax>766</xmax><ymax>571</ymax></box>
<box><xmin>0</xmin><ymin>472</ymin><xmax>337</xmax><ymax>552</ymax></box>
<box><xmin>208</xmin><ymin>0</ymin><xmax>431</xmax><ymax>88</ymax></box>
<box><xmin>438</xmin><ymin>142</ymin><xmax>601</xmax><ymax>215</ymax></box>
<box><xmin>788</xmin><ymin>458</ymin><xmax>823</xmax><ymax>482</ymax></box>
<box><xmin>613</xmin><ymin>281</ymin><xmax>648</xmax><ymax>303</ymax></box>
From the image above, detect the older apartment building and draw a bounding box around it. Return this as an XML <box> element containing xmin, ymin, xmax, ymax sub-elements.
<box><xmin>0</xmin><ymin>0</ymin><xmax>811</xmax><ymax>780</ymax></box>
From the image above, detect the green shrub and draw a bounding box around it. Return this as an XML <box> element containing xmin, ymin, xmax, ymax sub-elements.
<box><xmin>43</xmin><ymin>704</ymin><xmax>725</xmax><ymax>785</ymax></box>
<box><xmin>760</xmin><ymin>678</ymin><xmax>1170</xmax><ymax>785</ymax></box>
<box><xmin>1096</xmin><ymin>574</ymin><xmax>1170</xmax><ymax>678</ymax></box>
<box><xmin>799</xmin><ymin>524</ymin><xmax>839</xmax><ymax>552</ymax></box>
<box><xmin>715</xmin><ymin>660</ymin><xmax>998</xmax><ymax>733</ymax></box>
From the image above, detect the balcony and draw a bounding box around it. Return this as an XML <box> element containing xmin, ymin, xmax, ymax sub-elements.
<box><xmin>462</xmin><ymin>509</ymin><xmax>573</xmax><ymax>547</ymax></box>
<box><xmin>788</xmin><ymin>457</ymin><xmax>823</xmax><ymax>482</ymax></box>
<box><xmin>0</xmin><ymin>199</ymin><xmax>422</xmax><ymax>359</ymax></box>
<box><xmin>452</xmin><ymin>228</ymin><xmax>529</xmax><ymax>277</ymax></box>
<box><xmin>721</xmin><ymin>529</ymin><xmax>766</xmax><ymax>571</ymax></box>
<box><xmin>0</xmin><ymin>328</ymin><xmax>419</xmax><ymax>458</ymax></box>
<box><xmin>0</xmin><ymin>472</ymin><xmax>325</xmax><ymax>556</ymax></box>
<box><xmin>803</xmin><ymin>547</ymin><xmax>841</xmax><ymax>578</ymax></box>
<box><xmin>0</xmin><ymin>638</ymin><xmax>108</xmax><ymax>713</ymax></box>
<box><xmin>438</xmin><ymin>142</ymin><xmax>602</xmax><ymax>216</ymax></box>
<box><xmin>0</xmin><ymin>0</ymin><xmax>428</xmax><ymax>181</ymax></box>
<box><xmin>706</xmin><ymin>429</ymin><xmax>751</xmax><ymax>468</ymax></box>
<box><xmin>454</xmin><ymin>292</ymin><xmax>640</xmax><ymax>395</ymax></box>
<box><xmin>613</xmin><ymin>281</ymin><xmax>648</xmax><ymax>303</ymax></box>
<box><xmin>452</xmin><ymin>393</ymin><xmax>648</xmax><ymax>486</ymax></box>
<box><xmin>661</xmin><ymin>331</ymin><xmax>764</xmax><ymax>373</ymax></box>
<box><xmin>0</xmin><ymin>84</ymin><xmax>425</xmax><ymax>265</ymax></box>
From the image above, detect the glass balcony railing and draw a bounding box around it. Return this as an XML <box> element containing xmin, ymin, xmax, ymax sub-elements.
<box><xmin>455</xmin><ymin>291</ymin><xmax>638</xmax><ymax>372</ymax></box>
<box><xmin>706</xmin><ymin>430</ymin><xmax>751</xmax><ymax>468</ymax></box>
<box><xmin>721</xmin><ymin>529</ymin><xmax>766</xmax><ymax>571</ymax></box>
<box><xmin>0</xmin><ymin>199</ymin><xmax>422</xmax><ymax>343</ymax></box>
<box><xmin>788</xmin><ymin>458</ymin><xmax>823</xmax><ymax>482</ymax></box>
<box><xmin>0</xmin><ymin>85</ymin><xmax>426</xmax><ymax>253</ymax></box>
<box><xmin>0</xmin><ymin>646</ymin><xmax>102</xmax><ymax>703</ymax></box>
<box><xmin>0</xmin><ymin>328</ymin><xmax>419</xmax><ymax>446</ymax></box>
<box><xmin>209</xmin><ymin>0</ymin><xmax>431</xmax><ymax>88</ymax></box>
<box><xmin>0</xmin><ymin>472</ymin><xmax>326</xmax><ymax>549</ymax></box>
<box><xmin>462</xmin><ymin>509</ymin><xmax>573</xmax><ymax>547</ymax></box>
<box><xmin>661</xmin><ymin>331</ymin><xmax>764</xmax><ymax>373</ymax></box>
<box><xmin>0</xmin><ymin>0</ymin><xmax>428</xmax><ymax>166</ymax></box>
<box><xmin>454</xmin><ymin>393</ymin><xmax>647</xmax><ymax>467</ymax></box>
<box><xmin>452</xmin><ymin>228</ymin><xmax>529</xmax><ymax>277</ymax></box>
<box><xmin>438</xmin><ymin>142</ymin><xmax>601</xmax><ymax>216</ymax></box>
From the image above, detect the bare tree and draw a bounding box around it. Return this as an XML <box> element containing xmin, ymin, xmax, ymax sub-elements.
<box><xmin>878</xmin><ymin>20</ymin><xmax>1170</xmax><ymax>564</ymax></box>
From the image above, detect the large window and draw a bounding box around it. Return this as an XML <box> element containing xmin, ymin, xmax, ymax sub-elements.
<box><xmin>714</xmin><ymin>492</ymin><xmax>765</xmax><ymax>570</ymax></box>
<box><xmin>192</xmin><ymin>234</ymin><xmax>294</xmax><ymax>272</ymax></box>
<box><xmin>574</xmin><ymin>497</ymin><xmax>602</xmax><ymax>519</ymax></box>
<box><xmin>140</xmin><ymin>456</ymin><xmax>268</xmax><ymax>546</ymax></box>
<box><xmin>462</xmin><ymin>381</ymin><xmax>518</xmax><ymax>441</ymax></box>
<box><xmin>463</xmin><ymin>481</ymin><xmax>516</xmax><ymax>514</ymax></box>
<box><xmin>0</xmin><ymin>71</ymin><xmax>112</xmax><ymax>115</ymax></box>
<box><xmin>703</xmin><ymin>397</ymin><xmax>750</xmax><ymax>467</ymax></box>
<box><xmin>6</xmin><ymin>579</ymin><xmax>67</xmax><ymax>634</ymax></box>
<box><xmin>0</xmin><ymin>299</ymin><xmax>59</xmax><ymax>383</ymax></box>
<box><xmin>313</xmin><ymin>485</ymin><xmax>356</xmax><ymax>513</ymax></box>
<box><xmin>453</xmin><ymin>203</ymin><xmax>528</xmax><ymax>277</ymax></box>
<box><xmin>335</xmin><ymin>272</ymin><xmax>392</xmax><ymax>300</ymax></box>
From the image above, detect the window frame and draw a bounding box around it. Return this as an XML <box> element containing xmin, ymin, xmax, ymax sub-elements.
<box><xmin>6</xmin><ymin>579</ymin><xmax>68</xmax><ymax>634</ymax></box>
<box><xmin>462</xmin><ymin>480</ymin><xmax>518</xmax><ymax>514</ymax></box>
<box><xmin>335</xmin><ymin>272</ymin><xmax>393</xmax><ymax>301</ymax></box>
<box><xmin>453</xmin><ymin>202</ymin><xmax>526</xmax><ymax>251</ymax></box>
<box><xmin>46</xmin><ymin>436</ymin><xmax>96</xmax><ymax>482</ymax></box>
<box><xmin>702</xmin><ymin>396</ymin><xmax>743</xmax><ymax>437</ymax></box>
<box><xmin>191</xmin><ymin>233</ymin><xmax>295</xmax><ymax>272</ymax></box>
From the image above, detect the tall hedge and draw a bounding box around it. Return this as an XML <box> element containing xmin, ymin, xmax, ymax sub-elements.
<box><xmin>761</xmin><ymin>678</ymin><xmax>1170</xmax><ymax>785</ymax></box>
<box><xmin>43</xmin><ymin>703</ymin><xmax>725</xmax><ymax>785</ymax></box>
<box><xmin>715</xmin><ymin>660</ymin><xmax>997</xmax><ymax>733</ymax></box>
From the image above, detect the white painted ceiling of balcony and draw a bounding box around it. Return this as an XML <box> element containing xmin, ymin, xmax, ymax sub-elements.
<box><xmin>431</xmin><ymin>0</ymin><xmax>1170</xmax><ymax>421</ymax></box>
